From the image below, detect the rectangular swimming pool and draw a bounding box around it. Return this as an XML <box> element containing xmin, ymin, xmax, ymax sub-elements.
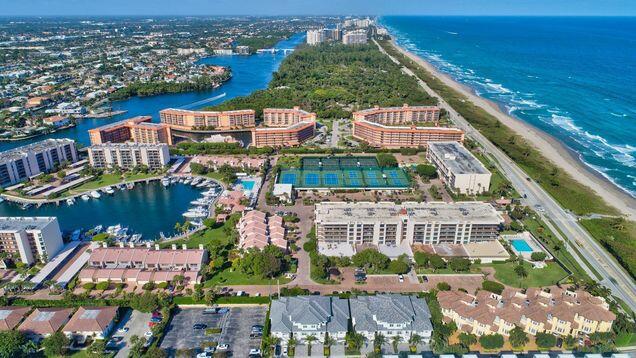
<box><xmin>238</xmin><ymin>179</ymin><xmax>255</xmax><ymax>191</ymax></box>
<box><xmin>511</xmin><ymin>239</ymin><xmax>533</xmax><ymax>253</ymax></box>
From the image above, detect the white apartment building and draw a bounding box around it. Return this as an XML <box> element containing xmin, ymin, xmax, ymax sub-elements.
<box><xmin>306</xmin><ymin>29</ymin><xmax>326</xmax><ymax>45</ymax></box>
<box><xmin>88</xmin><ymin>143</ymin><xmax>170</xmax><ymax>170</ymax></box>
<box><xmin>0</xmin><ymin>217</ymin><xmax>64</xmax><ymax>265</ymax></box>
<box><xmin>342</xmin><ymin>29</ymin><xmax>368</xmax><ymax>45</ymax></box>
<box><xmin>315</xmin><ymin>202</ymin><xmax>503</xmax><ymax>250</ymax></box>
<box><xmin>427</xmin><ymin>142</ymin><xmax>492</xmax><ymax>195</ymax></box>
<box><xmin>0</xmin><ymin>139</ymin><xmax>78</xmax><ymax>187</ymax></box>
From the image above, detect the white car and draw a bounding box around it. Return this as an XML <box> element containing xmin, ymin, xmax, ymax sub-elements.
<box><xmin>398</xmin><ymin>274</ymin><xmax>404</xmax><ymax>283</ymax></box>
<box><xmin>249</xmin><ymin>348</ymin><xmax>262</xmax><ymax>355</ymax></box>
<box><xmin>217</xmin><ymin>344</ymin><xmax>229</xmax><ymax>351</ymax></box>
<box><xmin>144</xmin><ymin>331</ymin><xmax>153</xmax><ymax>338</ymax></box>
<box><xmin>117</xmin><ymin>327</ymin><xmax>129</xmax><ymax>333</ymax></box>
<box><xmin>196</xmin><ymin>353</ymin><xmax>210</xmax><ymax>358</ymax></box>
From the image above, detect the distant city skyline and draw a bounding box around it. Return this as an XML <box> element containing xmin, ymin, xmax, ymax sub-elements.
<box><xmin>2</xmin><ymin>0</ymin><xmax>636</xmax><ymax>17</ymax></box>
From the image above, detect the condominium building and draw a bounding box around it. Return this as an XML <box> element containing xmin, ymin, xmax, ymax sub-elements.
<box><xmin>238</xmin><ymin>210</ymin><xmax>286</xmax><ymax>251</ymax></box>
<box><xmin>87</xmin><ymin>143</ymin><xmax>170</xmax><ymax>170</ymax></box>
<box><xmin>0</xmin><ymin>217</ymin><xmax>64</xmax><ymax>265</ymax></box>
<box><xmin>438</xmin><ymin>288</ymin><xmax>616</xmax><ymax>337</ymax></box>
<box><xmin>353</xmin><ymin>105</ymin><xmax>441</xmax><ymax>125</ymax></box>
<box><xmin>315</xmin><ymin>202</ymin><xmax>503</xmax><ymax>249</ymax></box>
<box><xmin>251</xmin><ymin>121</ymin><xmax>316</xmax><ymax>148</ymax></box>
<box><xmin>88</xmin><ymin>116</ymin><xmax>172</xmax><ymax>145</ymax></box>
<box><xmin>159</xmin><ymin>108</ymin><xmax>256</xmax><ymax>131</ymax></box>
<box><xmin>306</xmin><ymin>29</ymin><xmax>326</xmax><ymax>45</ymax></box>
<box><xmin>352</xmin><ymin>120</ymin><xmax>464</xmax><ymax>148</ymax></box>
<box><xmin>427</xmin><ymin>142</ymin><xmax>491</xmax><ymax>194</ymax></box>
<box><xmin>350</xmin><ymin>294</ymin><xmax>433</xmax><ymax>343</ymax></box>
<box><xmin>342</xmin><ymin>29</ymin><xmax>368</xmax><ymax>45</ymax></box>
<box><xmin>0</xmin><ymin>139</ymin><xmax>78</xmax><ymax>187</ymax></box>
<box><xmin>270</xmin><ymin>296</ymin><xmax>350</xmax><ymax>343</ymax></box>
<box><xmin>263</xmin><ymin>107</ymin><xmax>317</xmax><ymax>127</ymax></box>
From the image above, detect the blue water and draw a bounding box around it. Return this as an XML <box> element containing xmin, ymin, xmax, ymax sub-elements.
<box><xmin>0</xmin><ymin>32</ymin><xmax>306</xmax><ymax>152</ymax></box>
<box><xmin>381</xmin><ymin>16</ymin><xmax>636</xmax><ymax>197</ymax></box>
<box><xmin>511</xmin><ymin>239</ymin><xmax>534</xmax><ymax>253</ymax></box>
<box><xmin>238</xmin><ymin>179</ymin><xmax>256</xmax><ymax>191</ymax></box>
<box><xmin>0</xmin><ymin>34</ymin><xmax>305</xmax><ymax>237</ymax></box>
<box><xmin>0</xmin><ymin>182</ymin><xmax>202</xmax><ymax>240</ymax></box>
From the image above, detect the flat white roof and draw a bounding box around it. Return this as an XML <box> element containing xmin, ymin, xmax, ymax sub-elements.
<box><xmin>428</xmin><ymin>141</ymin><xmax>489</xmax><ymax>175</ymax></box>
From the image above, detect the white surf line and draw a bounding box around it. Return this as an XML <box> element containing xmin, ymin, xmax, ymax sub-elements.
<box><xmin>178</xmin><ymin>92</ymin><xmax>227</xmax><ymax>110</ymax></box>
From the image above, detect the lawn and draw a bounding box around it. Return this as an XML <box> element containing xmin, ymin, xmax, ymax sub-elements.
<box><xmin>66</xmin><ymin>173</ymin><xmax>157</xmax><ymax>195</ymax></box>
<box><xmin>580</xmin><ymin>218</ymin><xmax>636</xmax><ymax>280</ymax></box>
<box><xmin>616</xmin><ymin>332</ymin><xmax>636</xmax><ymax>347</ymax></box>
<box><xmin>160</xmin><ymin>223</ymin><xmax>231</xmax><ymax>249</ymax></box>
<box><xmin>484</xmin><ymin>261</ymin><xmax>569</xmax><ymax>288</ymax></box>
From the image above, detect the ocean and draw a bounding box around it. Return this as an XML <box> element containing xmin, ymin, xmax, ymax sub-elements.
<box><xmin>381</xmin><ymin>16</ymin><xmax>636</xmax><ymax>198</ymax></box>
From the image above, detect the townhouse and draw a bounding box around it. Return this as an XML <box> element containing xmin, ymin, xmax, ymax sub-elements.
<box><xmin>237</xmin><ymin>210</ymin><xmax>286</xmax><ymax>251</ymax></box>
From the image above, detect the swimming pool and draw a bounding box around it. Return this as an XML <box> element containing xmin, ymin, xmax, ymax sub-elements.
<box><xmin>238</xmin><ymin>179</ymin><xmax>255</xmax><ymax>191</ymax></box>
<box><xmin>511</xmin><ymin>239</ymin><xmax>533</xmax><ymax>253</ymax></box>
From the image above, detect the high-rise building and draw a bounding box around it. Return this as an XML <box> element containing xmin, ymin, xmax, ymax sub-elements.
<box><xmin>0</xmin><ymin>217</ymin><xmax>64</xmax><ymax>265</ymax></box>
<box><xmin>315</xmin><ymin>201</ymin><xmax>503</xmax><ymax>249</ymax></box>
<box><xmin>0</xmin><ymin>139</ymin><xmax>78</xmax><ymax>187</ymax></box>
<box><xmin>88</xmin><ymin>143</ymin><xmax>170</xmax><ymax>170</ymax></box>
<box><xmin>306</xmin><ymin>29</ymin><xmax>326</xmax><ymax>45</ymax></box>
<box><xmin>263</xmin><ymin>107</ymin><xmax>317</xmax><ymax>127</ymax></box>
<box><xmin>251</xmin><ymin>121</ymin><xmax>316</xmax><ymax>148</ymax></box>
<box><xmin>88</xmin><ymin>116</ymin><xmax>172</xmax><ymax>145</ymax></box>
<box><xmin>427</xmin><ymin>142</ymin><xmax>492</xmax><ymax>194</ymax></box>
<box><xmin>342</xmin><ymin>29</ymin><xmax>368</xmax><ymax>45</ymax></box>
<box><xmin>353</xmin><ymin>105</ymin><xmax>441</xmax><ymax>125</ymax></box>
<box><xmin>159</xmin><ymin>108</ymin><xmax>255</xmax><ymax>131</ymax></box>
<box><xmin>352</xmin><ymin>120</ymin><xmax>465</xmax><ymax>148</ymax></box>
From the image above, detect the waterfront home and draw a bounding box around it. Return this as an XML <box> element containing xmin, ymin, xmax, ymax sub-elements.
<box><xmin>63</xmin><ymin>306</ymin><xmax>118</xmax><ymax>343</ymax></box>
<box><xmin>438</xmin><ymin>287</ymin><xmax>615</xmax><ymax>337</ymax></box>
<box><xmin>42</xmin><ymin>115</ymin><xmax>71</xmax><ymax>128</ymax></box>
<box><xmin>349</xmin><ymin>294</ymin><xmax>433</xmax><ymax>343</ymax></box>
<box><xmin>270</xmin><ymin>296</ymin><xmax>350</xmax><ymax>344</ymax></box>
<box><xmin>86</xmin><ymin>246</ymin><xmax>207</xmax><ymax>271</ymax></box>
<box><xmin>18</xmin><ymin>308</ymin><xmax>73</xmax><ymax>341</ymax></box>
<box><xmin>190</xmin><ymin>155</ymin><xmax>266</xmax><ymax>171</ymax></box>
<box><xmin>0</xmin><ymin>306</ymin><xmax>31</xmax><ymax>331</ymax></box>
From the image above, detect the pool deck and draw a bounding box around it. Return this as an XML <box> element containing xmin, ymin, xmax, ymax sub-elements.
<box><xmin>501</xmin><ymin>231</ymin><xmax>553</xmax><ymax>261</ymax></box>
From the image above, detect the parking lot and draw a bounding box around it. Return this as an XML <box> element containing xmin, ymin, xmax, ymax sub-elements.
<box><xmin>109</xmin><ymin>310</ymin><xmax>152</xmax><ymax>358</ymax></box>
<box><xmin>161</xmin><ymin>306</ymin><xmax>267</xmax><ymax>357</ymax></box>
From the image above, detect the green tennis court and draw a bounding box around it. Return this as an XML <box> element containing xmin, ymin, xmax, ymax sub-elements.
<box><xmin>277</xmin><ymin>156</ymin><xmax>410</xmax><ymax>189</ymax></box>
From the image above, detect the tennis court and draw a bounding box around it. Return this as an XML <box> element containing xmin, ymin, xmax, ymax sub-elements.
<box><xmin>277</xmin><ymin>156</ymin><xmax>410</xmax><ymax>189</ymax></box>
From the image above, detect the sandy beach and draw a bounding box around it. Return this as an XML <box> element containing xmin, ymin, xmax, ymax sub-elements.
<box><xmin>390</xmin><ymin>41</ymin><xmax>636</xmax><ymax>219</ymax></box>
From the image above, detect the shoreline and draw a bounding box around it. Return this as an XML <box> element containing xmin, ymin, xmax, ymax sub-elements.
<box><xmin>389</xmin><ymin>40</ymin><xmax>636</xmax><ymax>219</ymax></box>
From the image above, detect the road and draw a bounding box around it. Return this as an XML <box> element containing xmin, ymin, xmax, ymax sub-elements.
<box><xmin>375</xmin><ymin>39</ymin><xmax>636</xmax><ymax>312</ymax></box>
<box><xmin>330</xmin><ymin>118</ymin><xmax>341</xmax><ymax>147</ymax></box>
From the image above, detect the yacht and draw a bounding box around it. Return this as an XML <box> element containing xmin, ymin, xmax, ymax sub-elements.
<box><xmin>93</xmin><ymin>225</ymin><xmax>103</xmax><ymax>233</ymax></box>
<box><xmin>66</xmin><ymin>198</ymin><xmax>75</xmax><ymax>206</ymax></box>
<box><xmin>183</xmin><ymin>207</ymin><xmax>209</xmax><ymax>219</ymax></box>
<box><xmin>104</xmin><ymin>187</ymin><xmax>115</xmax><ymax>195</ymax></box>
<box><xmin>161</xmin><ymin>178</ymin><xmax>170</xmax><ymax>187</ymax></box>
<box><xmin>90</xmin><ymin>191</ymin><xmax>101</xmax><ymax>199</ymax></box>
<box><xmin>130</xmin><ymin>234</ymin><xmax>142</xmax><ymax>242</ymax></box>
<box><xmin>81</xmin><ymin>194</ymin><xmax>90</xmax><ymax>201</ymax></box>
<box><xmin>183</xmin><ymin>177</ymin><xmax>192</xmax><ymax>185</ymax></box>
<box><xmin>126</xmin><ymin>182</ymin><xmax>135</xmax><ymax>190</ymax></box>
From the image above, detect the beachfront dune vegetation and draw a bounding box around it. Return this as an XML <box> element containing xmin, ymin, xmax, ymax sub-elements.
<box><xmin>207</xmin><ymin>43</ymin><xmax>436</xmax><ymax>118</ymax></box>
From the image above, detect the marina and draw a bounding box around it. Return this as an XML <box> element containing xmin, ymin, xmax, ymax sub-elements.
<box><xmin>0</xmin><ymin>178</ymin><xmax>221</xmax><ymax>240</ymax></box>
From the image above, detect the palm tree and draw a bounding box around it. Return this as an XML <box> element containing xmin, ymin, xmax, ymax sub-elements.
<box><xmin>305</xmin><ymin>335</ymin><xmax>317</xmax><ymax>356</ymax></box>
<box><xmin>288</xmin><ymin>335</ymin><xmax>297</xmax><ymax>355</ymax></box>
<box><xmin>346</xmin><ymin>332</ymin><xmax>365</xmax><ymax>351</ymax></box>
<box><xmin>374</xmin><ymin>332</ymin><xmax>386</xmax><ymax>353</ymax></box>
<box><xmin>324</xmin><ymin>334</ymin><xmax>336</xmax><ymax>356</ymax></box>
<box><xmin>391</xmin><ymin>335</ymin><xmax>403</xmax><ymax>353</ymax></box>
<box><xmin>408</xmin><ymin>334</ymin><xmax>422</xmax><ymax>352</ymax></box>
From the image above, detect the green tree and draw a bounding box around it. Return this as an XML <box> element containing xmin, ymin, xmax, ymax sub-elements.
<box><xmin>305</xmin><ymin>335</ymin><xmax>317</xmax><ymax>356</ymax></box>
<box><xmin>42</xmin><ymin>331</ymin><xmax>70</xmax><ymax>356</ymax></box>
<box><xmin>374</xmin><ymin>332</ymin><xmax>387</xmax><ymax>352</ymax></box>
<box><xmin>408</xmin><ymin>333</ymin><xmax>422</xmax><ymax>352</ymax></box>
<box><xmin>145</xmin><ymin>346</ymin><xmax>167</xmax><ymax>358</ymax></box>
<box><xmin>352</xmin><ymin>249</ymin><xmax>390</xmax><ymax>272</ymax></box>
<box><xmin>414</xmin><ymin>252</ymin><xmax>430</xmax><ymax>267</ymax></box>
<box><xmin>429</xmin><ymin>254</ymin><xmax>447</xmax><ymax>270</ymax></box>
<box><xmin>415</xmin><ymin>164</ymin><xmax>437</xmax><ymax>179</ymax></box>
<box><xmin>0</xmin><ymin>330</ymin><xmax>27</xmax><ymax>358</ymax></box>
<box><xmin>458</xmin><ymin>332</ymin><xmax>477</xmax><ymax>348</ymax></box>
<box><xmin>482</xmin><ymin>280</ymin><xmax>505</xmax><ymax>295</ymax></box>
<box><xmin>478</xmin><ymin>334</ymin><xmax>504</xmax><ymax>350</ymax></box>
<box><xmin>86</xmin><ymin>339</ymin><xmax>106</xmax><ymax>358</ymax></box>
<box><xmin>449</xmin><ymin>258</ymin><xmax>471</xmax><ymax>272</ymax></box>
<box><xmin>388</xmin><ymin>257</ymin><xmax>410</xmax><ymax>274</ymax></box>
<box><xmin>436</xmin><ymin>282</ymin><xmax>451</xmax><ymax>291</ymax></box>
<box><xmin>535</xmin><ymin>332</ymin><xmax>556</xmax><ymax>349</ymax></box>
<box><xmin>346</xmin><ymin>331</ymin><xmax>365</xmax><ymax>352</ymax></box>
<box><xmin>514</xmin><ymin>264</ymin><xmax>528</xmax><ymax>278</ymax></box>
<box><xmin>128</xmin><ymin>335</ymin><xmax>146</xmax><ymax>358</ymax></box>
<box><xmin>376</xmin><ymin>153</ymin><xmax>398</xmax><ymax>167</ymax></box>
<box><xmin>508</xmin><ymin>326</ymin><xmax>529</xmax><ymax>349</ymax></box>
<box><xmin>531</xmin><ymin>252</ymin><xmax>547</xmax><ymax>261</ymax></box>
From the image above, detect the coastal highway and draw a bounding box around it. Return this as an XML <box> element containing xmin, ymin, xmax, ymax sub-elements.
<box><xmin>375</xmin><ymin>39</ymin><xmax>636</xmax><ymax>312</ymax></box>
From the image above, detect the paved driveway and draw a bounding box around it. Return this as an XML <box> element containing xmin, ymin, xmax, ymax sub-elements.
<box><xmin>112</xmin><ymin>310</ymin><xmax>152</xmax><ymax>358</ymax></box>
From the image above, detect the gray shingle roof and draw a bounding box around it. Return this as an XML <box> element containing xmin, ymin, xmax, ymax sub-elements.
<box><xmin>350</xmin><ymin>294</ymin><xmax>433</xmax><ymax>333</ymax></box>
<box><xmin>270</xmin><ymin>296</ymin><xmax>350</xmax><ymax>335</ymax></box>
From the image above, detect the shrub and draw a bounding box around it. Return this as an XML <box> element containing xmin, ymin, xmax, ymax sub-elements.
<box><xmin>157</xmin><ymin>282</ymin><xmax>169</xmax><ymax>289</ymax></box>
<box><xmin>303</xmin><ymin>240</ymin><xmax>317</xmax><ymax>253</ymax></box>
<box><xmin>415</xmin><ymin>164</ymin><xmax>437</xmax><ymax>179</ymax></box>
<box><xmin>482</xmin><ymin>280</ymin><xmax>504</xmax><ymax>295</ymax></box>
<box><xmin>531</xmin><ymin>252</ymin><xmax>547</xmax><ymax>261</ymax></box>
<box><xmin>95</xmin><ymin>281</ymin><xmax>110</xmax><ymax>291</ymax></box>
<box><xmin>388</xmin><ymin>258</ymin><xmax>410</xmax><ymax>274</ymax></box>
<box><xmin>478</xmin><ymin>334</ymin><xmax>504</xmax><ymax>350</ymax></box>
<box><xmin>436</xmin><ymin>282</ymin><xmax>451</xmax><ymax>291</ymax></box>
<box><xmin>83</xmin><ymin>283</ymin><xmax>95</xmax><ymax>290</ymax></box>
<box><xmin>142</xmin><ymin>282</ymin><xmax>155</xmax><ymax>291</ymax></box>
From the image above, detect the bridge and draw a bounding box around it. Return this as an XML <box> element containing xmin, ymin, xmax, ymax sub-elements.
<box><xmin>256</xmin><ymin>48</ymin><xmax>295</xmax><ymax>54</ymax></box>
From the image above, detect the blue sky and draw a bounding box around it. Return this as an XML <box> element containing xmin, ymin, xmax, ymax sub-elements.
<box><xmin>1</xmin><ymin>0</ymin><xmax>635</xmax><ymax>16</ymax></box>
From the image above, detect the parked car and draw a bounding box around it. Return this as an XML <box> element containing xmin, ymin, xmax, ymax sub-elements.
<box><xmin>274</xmin><ymin>344</ymin><xmax>282</xmax><ymax>357</ymax></box>
<box><xmin>117</xmin><ymin>327</ymin><xmax>129</xmax><ymax>333</ymax></box>
<box><xmin>217</xmin><ymin>344</ymin><xmax>229</xmax><ymax>351</ymax></box>
<box><xmin>398</xmin><ymin>274</ymin><xmax>404</xmax><ymax>283</ymax></box>
<box><xmin>251</xmin><ymin>325</ymin><xmax>264</xmax><ymax>332</ymax></box>
<box><xmin>193</xmin><ymin>323</ymin><xmax>207</xmax><ymax>330</ymax></box>
<box><xmin>249</xmin><ymin>348</ymin><xmax>262</xmax><ymax>357</ymax></box>
<box><xmin>144</xmin><ymin>331</ymin><xmax>153</xmax><ymax>338</ymax></box>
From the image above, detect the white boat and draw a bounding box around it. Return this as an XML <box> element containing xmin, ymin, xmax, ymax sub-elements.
<box><xmin>170</xmin><ymin>177</ymin><xmax>177</xmax><ymax>184</ymax></box>
<box><xmin>81</xmin><ymin>194</ymin><xmax>90</xmax><ymax>201</ymax></box>
<box><xmin>66</xmin><ymin>198</ymin><xmax>75</xmax><ymax>205</ymax></box>
<box><xmin>161</xmin><ymin>178</ymin><xmax>170</xmax><ymax>187</ymax></box>
<box><xmin>0</xmin><ymin>197</ymin><xmax>4</xmax><ymax>203</ymax></box>
<box><xmin>183</xmin><ymin>178</ymin><xmax>192</xmax><ymax>185</ymax></box>
<box><xmin>93</xmin><ymin>225</ymin><xmax>103</xmax><ymax>233</ymax></box>
<box><xmin>196</xmin><ymin>182</ymin><xmax>208</xmax><ymax>188</ymax></box>
<box><xmin>130</xmin><ymin>234</ymin><xmax>142</xmax><ymax>242</ymax></box>
<box><xmin>90</xmin><ymin>191</ymin><xmax>101</xmax><ymax>199</ymax></box>
<box><xmin>104</xmin><ymin>187</ymin><xmax>115</xmax><ymax>195</ymax></box>
<box><xmin>126</xmin><ymin>182</ymin><xmax>134</xmax><ymax>190</ymax></box>
<box><xmin>183</xmin><ymin>207</ymin><xmax>209</xmax><ymax>219</ymax></box>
